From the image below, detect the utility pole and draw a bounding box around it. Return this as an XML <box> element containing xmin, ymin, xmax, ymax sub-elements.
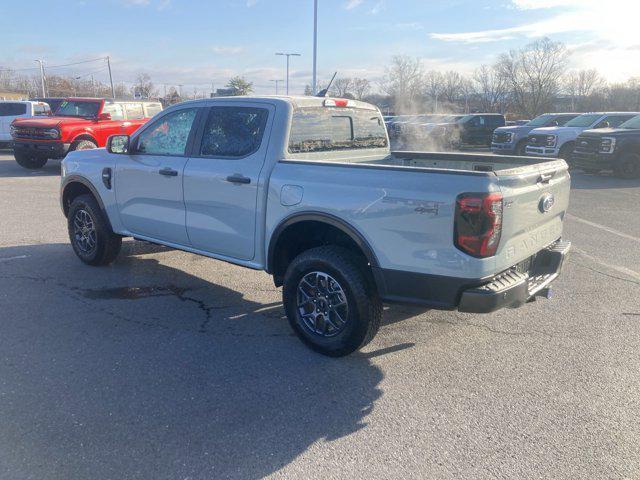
<box><xmin>91</xmin><ymin>75</ymin><xmax>95</xmax><ymax>96</ymax></box>
<box><xmin>106</xmin><ymin>56</ymin><xmax>115</xmax><ymax>99</ymax></box>
<box><xmin>312</xmin><ymin>0</ymin><xmax>318</xmax><ymax>95</ymax></box>
<box><xmin>35</xmin><ymin>59</ymin><xmax>46</xmax><ymax>97</ymax></box>
<box><xmin>270</xmin><ymin>79</ymin><xmax>282</xmax><ymax>95</ymax></box>
<box><xmin>178</xmin><ymin>84</ymin><xmax>184</xmax><ymax>98</ymax></box>
<box><xmin>275</xmin><ymin>52</ymin><xmax>301</xmax><ymax>95</ymax></box>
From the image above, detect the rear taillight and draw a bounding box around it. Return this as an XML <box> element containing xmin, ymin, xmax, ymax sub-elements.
<box><xmin>454</xmin><ymin>192</ymin><xmax>503</xmax><ymax>258</ymax></box>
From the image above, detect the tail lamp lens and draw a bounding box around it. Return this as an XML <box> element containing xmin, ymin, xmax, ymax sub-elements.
<box><xmin>454</xmin><ymin>192</ymin><xmax>503</xmax><ymax>258</ymax></box>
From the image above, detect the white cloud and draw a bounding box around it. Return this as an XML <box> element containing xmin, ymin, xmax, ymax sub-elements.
<box><xmin>429</xmin><ymin>0</ymin><xmax>640</xmax><ymax>80</ymax></box>
<box><xmin>246</xmin><ymin>0</ymin><xmax>258</xmax><ymax>6</ymax></box>
<box><xmin>212</xmin><ymin>46</ymin><xmax>246</xmax><ymax>55</ymax></box>
<box><xmin>344</xmin><ymin>0</ymin><xmax>364</xmax><ymax>10</ymax></box>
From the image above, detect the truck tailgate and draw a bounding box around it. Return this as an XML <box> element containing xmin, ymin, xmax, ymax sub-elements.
<box><xmin>495</xmin><ymin>159</ymin><xmax>570</xmax><ymax>273</ymax></box>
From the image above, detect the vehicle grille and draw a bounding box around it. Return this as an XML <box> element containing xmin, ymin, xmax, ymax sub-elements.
<box><xmin>527</xmin><ymin>134</ymin><xmax>549</xmax><ymax>146</ymax></box>
<box><xmin>493</xmin><ymin>132</ymin><xmax>511</xmax><ymax>143</ymax></box>
<box><xmin>12</xmin><ymin>127</ymin><xmax>50</xmax><ymax>140</ymax></box>
<box><xmin>573</xmin><ymin>137</ymin><xmax>600</xmax><ymax>154</ymax></box>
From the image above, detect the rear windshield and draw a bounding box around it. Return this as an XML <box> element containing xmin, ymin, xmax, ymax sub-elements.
<box><xmin>620</xmin><ymin>115</ymin><xmax>640</xmax><ymax>130</ymax></box>
<box><xmin>56</xmin><ymin>100</ymin><xmax>101</xmax><ymax>118</ymax></box>
<box><xmin>0</xmin><ymin>103</ymin><xmax>27</xmax><ymax>116</ymax></box>
<box><xmin>565</xmin><ymin>114</ymin><xmax>602</xmax><ymax>128</ymax></box>
<box><xmin>289</xmin><ymin>108</ymin><xmax>388</xmax><ymax>154</ymax></box>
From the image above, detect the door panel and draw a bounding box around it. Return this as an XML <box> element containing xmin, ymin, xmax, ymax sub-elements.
<box><xmin>115</xmin><ymin>107</ymin><xmax>199</xmax><ymax>245</ymax></box>
<box><xmin>183</xmin><ymin>104</ymin><xmax>273</xmax><ymax>260</ymax></box>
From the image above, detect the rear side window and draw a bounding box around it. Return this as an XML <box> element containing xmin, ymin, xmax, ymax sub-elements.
<box><xmin>124</xmin><ymin>103</ymin><xmax>145</xmax><ymax>120</ymax></box>
<box><xmin>200</xmin><ymin>106</ymin><xmax>268</xmax><ymax>157</ymax></box>
<box><xmin>102</xmin><ymin>103</ymin><xmax>125</xmax><ymax>120</ymax></box>
<box><xmin>135</xmin><ymin>108</ymin><xmax>198</xmax><ymax>156</ymax></box>
<box><xmin>144</xmin><ymin>103</ymin><xmax>163</xmax><ymax>118</ymax></box>
<box><xmin>289</xmin><ymin>108</ymin><xmax>388</xmax><ymax>153</ymax></box>
<box><xmin>0</xmin><ymin>103</ymin><xmax>27</xmax><ymax>116</ymax></box>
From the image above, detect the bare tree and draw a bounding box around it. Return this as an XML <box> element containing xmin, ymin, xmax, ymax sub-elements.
<box><xmin>496</xmin><ymin>38</ymin><xmax>568</xmax><ymax>118</ymax></box>
<box><xmin>473</xmin><ymin>64</ymin><xmax>510</xmax><ymax>113</ymax></box>
<box><xmin>565</xmin><ymin>69</ymin><xmax>606</xmax><ymax>110</ymax></box>
<box><xmin>351</xmin><ymin>78</ymin><xmax>371</xmax><ymax>100</ymax></box>
<box><xmin>333</xmin><ymin>77</ymin><xmax>354</xmax><ymax>97</ymax></box>
<box><xmin>423</xmin><ymin>70</ymin><xmax>444</xmax><ymax>112</ymax></box>
<box><xmin>379</xmin><ymin>55</ymin><xmax>424</xmax><ymax>113</ymax></box>
<box><xmin>440</xmin><ymin>71</ymin><xmax>465</xmax><ymax>105</ymax></box>
<box><xmin>132</xmin><ymin>73</ymin><xmax>157</xmax><ymax>99</ymax></box>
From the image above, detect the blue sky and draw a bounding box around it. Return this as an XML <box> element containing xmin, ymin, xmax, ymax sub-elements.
<box><xmin>1</xmin><ymin>0</ymin><xmax>638</xmax><ymax>95</ymax></box>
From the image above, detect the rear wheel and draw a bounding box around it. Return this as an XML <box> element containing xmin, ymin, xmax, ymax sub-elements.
<box><xmin>614</xmin><ymin>152</ymin><xmax>640</xmax><ymax>179</ymax></box>
<box><xmin>14</xmin><ymin>152</ymin><xmax>47</xmax><ymax>169</ymax></box>
<box><xmin>68</xmin><ymin>194</ymin><xmax>122</xmax><ymax>266</ymax></box>
<box><xmin>282</xmin><ymin>246</ymin><xmax>382</xmax><ymax>357</ymax></box>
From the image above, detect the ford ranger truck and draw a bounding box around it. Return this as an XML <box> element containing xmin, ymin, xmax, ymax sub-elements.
<box><xmin>11</xmin><ymin>98</ymin><xmax>162</xmax><ymax>169</ymax></box>
<box><xmin>525</xmin><ymin>112</ymin><xmax>638</xmax><ymax>161</ymax></box>
<box><xmin>572</xmin><ymin>114</ymin><xmax>640</xmax><ymax>178</ymax></box>
<box><xmin>492</xmin><ymin>113</ymin><xmax>579</xmax><ymax>156</ymax></box>
<box><xmin>60</xmin><ymin>96</ymin><xmax>572</xmax><ymax>357</ymax></box>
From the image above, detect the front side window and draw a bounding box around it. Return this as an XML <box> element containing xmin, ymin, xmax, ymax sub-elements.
<box><xmin>135</xmin><ymin>108</ymin><xmax>198</xmax><ymax>156</ymax></box>
<box><xmin>33</xmin><ymin>104</ymin><xmax>50</xmax><ymax>116</ymax></box>
<box><xmin>102</xmin><ymin>103</ymin><xmax>125</xmax><ymax>121</ymax></box>
<box><xmin>55</xmin><ymin>100</ymin><xmax>101</xmax><ymax>118</ymax></box>
<box><xmin>200</xmin><ymin>106</ymin><xmax>268</xmax><ymax>157</ymax></box>
<box><xmin>124</xmin><ymin>103</ymin><xmax>145</xmax><ymax>120</ymax></box>
<box><xmin>603</xmin><ymin>115</ymin><xmax>636</xmax><ymax>128</ymax></box>
<box><xmin>620</xmin><ymin>115</ymin><xmax>640</xmax><ymax>130</ymax></box>
<box><xmin>289</xmin><ymin>108</ymin><xmax>387</xmax><ymax>153</ymax></box>
<box><xmin>0</xmin><ymin>103</ymin><xmax>27</xmax><ymax>116</ymax></box>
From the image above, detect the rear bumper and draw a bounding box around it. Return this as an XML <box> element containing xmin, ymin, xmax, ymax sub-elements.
<box><xmin>374</xmin><ymin>240</ymin><xmax>571</xmax><ymax>313</ymax></box>
<box><xmin>13</xmin><ymin>140</ymin><xmax>70</xmax><ymax>159</ymax></box>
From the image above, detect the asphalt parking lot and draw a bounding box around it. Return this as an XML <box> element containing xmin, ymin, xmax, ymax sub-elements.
<box><xmin>1</xmin><ymin>151</ymin><xmax>639</xmax><ymax>480</ymax></box>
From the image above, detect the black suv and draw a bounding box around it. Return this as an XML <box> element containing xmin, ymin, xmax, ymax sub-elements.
<box><xmin>572</xmin><ymin>114</ymin><xmax>640</xmax><ymax>178</ymax></box>
<box><xmin>438</xmin><ymin>113</ymin><xmax>506</xmax><ymax>148</ymax></box>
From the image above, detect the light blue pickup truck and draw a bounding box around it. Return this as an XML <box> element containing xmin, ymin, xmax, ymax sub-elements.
<box><xmin>491</xmin><ymin>113</ymin><xmax>579</xmax><ymax>155</ymax></box>
<box><xmin>60</xmin><ymin>96</ymin><xmax>571</xmax><ymax>356</ymax></box>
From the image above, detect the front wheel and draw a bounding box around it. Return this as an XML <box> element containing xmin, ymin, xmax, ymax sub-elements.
<box><xmin>515</xmin><ymin>140</ymin><xmax>527</xmax><ymax>156</ymax></box>
<box><xmin>614</xmin><ymin>152</ymin><xmax>640</xmax><ymax>179</ymax></box>
<box><xmin>70</xmin><ymin>139</ymin><xmax>97</xmax><ymax>153</ymax></box>
<box><xmin>14</xmin><ymin>152</ymin><xmax>47</xmax><ymax>169</ymax></box>
<box><xmin>558</xmin><ymin>143</ymin><xmax>575</xmax><ymax>161</ymax></box>
<box><xmin>282</xmin><ymin>246</ymin><xmax>382</xmax><ymax>357</ymax></box>
<box><xmin>68</xmin><ymin>194</ymin><xmax>122</xmax><ymax>266</ymax></box>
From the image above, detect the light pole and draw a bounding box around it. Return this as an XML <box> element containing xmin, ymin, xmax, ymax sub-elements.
<box><xmin>35</xmin><ymin>59</ymin><xmax>46</xmax><ymax>97</ymax></box>
<box><xmin>270</xmin><ymin>79</ymin><xmax>283</xmax><ymax>95</ymax></box>
<box><xmin>312</xmin><ymin>0</ymin><xmax>318</xmax><ymax>94</ymax></box>
<box><xmin>106</xmin><ymin>56</ymin><xmax>115</xmax><ymax>99</ymax></box>
<box><xmin>276</xmin><ymin>52</ymin><xmax>301</xmax><ymax>95</ymax></box>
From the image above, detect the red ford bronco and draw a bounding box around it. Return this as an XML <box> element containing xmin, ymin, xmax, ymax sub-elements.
<box><xmin>11</xmin><ymin>98</ymin><xmax>162</xmax><ymax>169</ymax></box>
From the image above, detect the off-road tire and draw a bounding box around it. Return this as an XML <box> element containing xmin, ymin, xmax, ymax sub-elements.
<box><xmin>282</xmin><ymin>246</ymin><xmax>382</xmax><ymax>357</ymax></box>
<box><xmin>614</xmin><ymin>152</ymin><xmax>640</xmax><ymax>179</ymax></box>
<box><xmin>70</xmin><ymin>139</ymin><xmax>97</xmax><ymax>152</ymax></box>
<box><xmin>68</xmin><ymin>194</ymin><xmax>122</xmax><ymax>266</ymax></box>
<box><xmin>14</xmin><ymin>152</ymin><xmax>47</xmax><ymax>169</ymax></box>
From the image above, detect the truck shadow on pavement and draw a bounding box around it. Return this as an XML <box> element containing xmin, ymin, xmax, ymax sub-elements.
<box><xmin>0</xmin><ymin>241</ymin><xmax>419</xmax><ymax>479</ymax></box>
<box><xmin>0</xmin><ymin>153</ymin><xmax>61</xmax><ymax>177</ymax></box>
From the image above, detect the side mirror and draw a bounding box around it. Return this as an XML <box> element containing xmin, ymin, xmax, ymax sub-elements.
<box><xmin>551</xmin><ymin>121</ymin><xmax>559</xmax><ymax>127</ymax></box>
<box><xmin>107</xmin><ymin>135</ymin><xmax>130</xmax><ymax>154</ymax></box>
<box><xmin>97</xmin><ymin>112</ymin><xmax>112</xmax><ymax>121</ymax></box>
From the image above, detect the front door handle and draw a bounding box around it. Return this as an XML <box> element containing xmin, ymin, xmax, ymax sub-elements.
<box><xmin>226</xmin><ymin>174</ymin><xmax>251</xmax><ymax>184</ymax></box>
<box><xmin>159</xmin><ymin>167</ymin><xmax>178</xmax><ymax>177</ymax></box>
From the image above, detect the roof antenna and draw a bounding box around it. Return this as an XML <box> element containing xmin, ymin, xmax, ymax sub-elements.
<box><xmin>316</xmin><ymin>72</ymin><xmax>337</xmax><ymax>97</ymax></box>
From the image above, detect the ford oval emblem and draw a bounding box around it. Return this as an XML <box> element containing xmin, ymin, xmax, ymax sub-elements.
<box><xmin>539</xmin><ymin>193</ymin><xmax>555</xmax><ymax>213</ymax></box>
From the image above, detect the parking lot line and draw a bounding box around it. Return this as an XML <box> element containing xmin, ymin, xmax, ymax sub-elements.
<box><xmin>572</xmin><ymin>247</ymin><xmax>640</xmax><ymax>283</ymax></box>
<box><xmin>0</xmin><ymin>255</ymin><xmax>28</xmax><ymax>263</ymax></box>
<box><xmin>566</xmin><ymin>213</ymin><xmax>640</xmax><ymax>244</ymax></box>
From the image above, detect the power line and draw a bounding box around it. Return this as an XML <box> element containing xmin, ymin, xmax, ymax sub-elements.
<box><xmin>0</xmin><ymin>57</ymin><xmax>107</xmax><ymax>73</ymax></box>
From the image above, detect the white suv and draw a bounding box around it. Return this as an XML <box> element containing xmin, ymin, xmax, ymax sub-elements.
<box><xmin>525</xmin><ymin>112</ymin><xmax>638</xmax><ymax>160</ymax></box>
<box><xmin>0</xmin><ymin>101</ymin><xmax>51</xmax><ymax>147</ymax></box>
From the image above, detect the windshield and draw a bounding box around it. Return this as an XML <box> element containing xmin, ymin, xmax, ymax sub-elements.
<box><xmin>564</xmin><ymin>114</ymin><xmax>602</xmax><ymax>128</ymax></box>
<box><xmin>619</xmin><ymin>115</ymin><xmax>640</xmax><ymax>129</ymax></box>
<box><xmin>527</xmin><ymin>114</ymin><xmax>555</xmax><ymax>127</ymax></box>
<box><xmin>55</xmin><ymin>100</ymin><xmax>101</xmax><ymax>118</ymax></box>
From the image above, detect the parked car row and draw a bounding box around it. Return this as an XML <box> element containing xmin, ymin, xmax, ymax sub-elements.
<box><xmin>386</xmin><ymin>113</ymin><xmax>506</xmax><ymax>149</ymax></box>
<box><xmin>492</xmin><ymin>111</ymin><xmax>640</xmax><ymax>178</ymax></box>
<box><xmin>5</xmin><ymin>97</ymin><xmax>162</xmax><ymax>169</ymax></box>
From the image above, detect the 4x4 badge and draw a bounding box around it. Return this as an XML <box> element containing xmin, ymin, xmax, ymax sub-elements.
<box><xmin>539</xmin><ymin>193</ymin><xmax>555</xmax><ymax>213</ymax></box>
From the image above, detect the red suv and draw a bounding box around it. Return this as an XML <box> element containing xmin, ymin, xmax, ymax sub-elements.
<box><xmin>11</xmin><ymin>98</ymin><xmax>163</xmax><ymax>169</ymax></box>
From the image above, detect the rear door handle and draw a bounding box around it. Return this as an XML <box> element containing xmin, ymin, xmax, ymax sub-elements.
<box><xmin>159</xmin><ymin>167</ymin><xmax>178</xmax><ymax>177</ymax></box>
<box><xmin>226</xmin><ymin>175</ymin><xmax>251</xmax><ymax>184</ymax></box>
